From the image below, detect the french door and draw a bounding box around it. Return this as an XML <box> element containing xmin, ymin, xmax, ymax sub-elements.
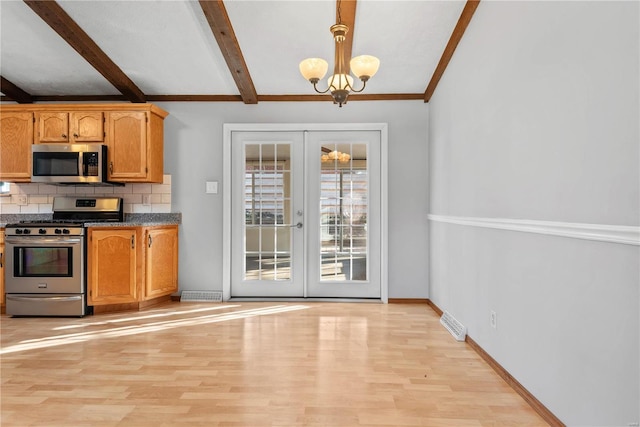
<box><xmin>227</xmin><ymin>125</ymin><xmax>385</xmax><ymax>300</ymax></box>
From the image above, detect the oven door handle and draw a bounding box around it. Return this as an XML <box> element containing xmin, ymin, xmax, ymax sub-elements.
<box><xmin>6</xmin><ymin>295</ymin><xmax>83</xmax><ymax>302</ymax></box>
<box><xmin>6</xmin><ymin>237</ymin><xmax>82</xmax><ymax>245</ymax></box>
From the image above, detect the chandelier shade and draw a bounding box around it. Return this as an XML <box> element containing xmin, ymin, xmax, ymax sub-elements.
<box><xmin>299</xmin><ymin>58</ymin><xmax>329</xmax><ymax>82</ymax></box>
<box><xmin>350</xmin><ymin>55</ymin><xmax>380</xmax><ymax>80</ymax></box>
<box><xmin>298</xmin><ymin>2</ymin><xmax>379</xmax><ymax>107</ymax></box>
<box><xmin>328</xmin><ymin>74</ymin><xmax>354</xmax><ymax>91</ymax></box>
<box><xmin>321</xmin><ymin>150</ymin><xmax>351</xmax><ymax>163</ymax></box>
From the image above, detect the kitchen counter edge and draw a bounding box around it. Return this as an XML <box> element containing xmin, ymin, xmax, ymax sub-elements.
<box><xmin>0</xmin><ymin>213</ymin><xmax>182</xmax><ymax>228</ymax></box>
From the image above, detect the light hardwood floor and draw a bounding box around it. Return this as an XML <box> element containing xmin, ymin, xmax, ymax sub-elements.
<box><xmin>1</xmin><ymin>302</ymin><xmax>549</xmax><ymax>426</ymax></box>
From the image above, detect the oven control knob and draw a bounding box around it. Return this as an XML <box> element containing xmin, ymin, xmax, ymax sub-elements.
<box><xmin>55</xmin><ymin>229</ymin><xmax>62</xmax><ymax>234</ymax></box>
<box><xmin>39</xmin><ymin>229</ymin><xmax>47</xmax><ymax>234</ymax></box>
<box><xmin>23</xmin><ymin>229</ymin><xmax>31</xmax><ymax>235</ymax></box>
<box><xmin>16</xmin><ymin>229</ymin><xmax>23</xmax><ymax>234</ymax></box>
<box><xmin>62</xmin><ymin>229</ymin><xmax>70</xmax><ymax>235</ymax></box>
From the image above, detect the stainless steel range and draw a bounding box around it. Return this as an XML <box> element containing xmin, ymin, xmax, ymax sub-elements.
<box><xmin>5</xmin><ymin>197</ymin><xmax>123</xmax><ymax>317</ymax></box>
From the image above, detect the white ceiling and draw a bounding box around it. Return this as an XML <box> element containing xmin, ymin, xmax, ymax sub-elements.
<box><xmin>0</xmin><ymin>0</ymin><xmax>468</xmax><ymax>101</ymax></box>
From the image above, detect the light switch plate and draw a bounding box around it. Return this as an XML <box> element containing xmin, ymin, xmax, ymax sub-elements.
<box><xmin>205</xmin><ymin>181</ymin><xmax>219</xmax><ymax>194</ymax></box>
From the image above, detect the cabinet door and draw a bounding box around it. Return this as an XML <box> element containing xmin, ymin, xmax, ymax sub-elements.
<box><xmin>145</xmin><ymin>226</ymin><xmax>178</xmax><ymax>299</ymax></box>
<box><xmin>37</xmin><ymin>112</ymin><xmax>69</xmax><ymax>143</ymax></box>
<box><xmin>0</xmin><ymin>112</ymin><xmax>33</xmax><ymax>181</ymax></box>
<box><xmin>107</xmin><ymin>111</ymin><xmax>148</xmax><ymax>180</ymax></box>
<box><xmin>1</xmin><ymin>230</ymin><xmax>5</xmax><ymax>310</ymax></box>
<box><xmin>71</xmin><ymin>112</ymin><xmax>104</xmax><ymax>142</ymax></box>
<box><xmin>88</xmin><ymin>228</ymin><xmax>138</xmax><ymax>305</ymax></box>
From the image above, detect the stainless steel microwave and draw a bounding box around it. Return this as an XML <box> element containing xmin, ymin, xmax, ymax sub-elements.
<box><xmin>32</xmin><ymin>143</ymin><xmax>109</xmax><ymax>184</ymax></box>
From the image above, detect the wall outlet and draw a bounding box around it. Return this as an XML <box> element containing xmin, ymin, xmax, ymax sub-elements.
<box><xmin>490</xmin><ymin>311</ymin><xmax>497</xmax><ymax>329</ymax></box>
<box><xmin>142</xmin><ymin>195</ymin><xmax>151</xmax><ymax>206</ymax></box>
<box><xmin>15</xmin><ymin>195</ymin><xmax>28</xmax><ymax>206</ymax></box>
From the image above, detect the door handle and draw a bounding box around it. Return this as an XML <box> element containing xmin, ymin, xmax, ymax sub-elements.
<box><xmin>290</xmin><ymin>222</ymin><xmax>303</xmax><ymax>229</ymax></box>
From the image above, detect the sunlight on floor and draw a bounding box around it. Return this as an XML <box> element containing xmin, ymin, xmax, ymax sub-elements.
<box><xmin>53</xmin><ymin>305</ymin><xmax>241</xmax><ymax>330</ymax></box>
<box><xmin>1</xmin><ymin>305</ymin><xmax>309</xmax><ymax>355</ymax></box>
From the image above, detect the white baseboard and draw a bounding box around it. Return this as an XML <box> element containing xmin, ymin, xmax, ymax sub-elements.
<box><xmin>428</xmin><ymin>214</ymin><xmax>639</xmax><ymax>246</ymax></box>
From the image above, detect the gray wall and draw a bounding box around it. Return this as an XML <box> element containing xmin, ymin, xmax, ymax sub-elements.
<box><xmin>428</xmin><ymin>1</ymin><xmax>639</xmax><ymax>425</ymax></box>
<box><xmin>158</xmin><ymin>100</ymin><xmax>429</xmax><ymax>299</ymax></box>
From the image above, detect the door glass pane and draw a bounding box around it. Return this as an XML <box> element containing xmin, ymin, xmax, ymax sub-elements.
<box><xmin>319</xmin><ymin>143</ymin><xmax>368</xmax><ymax>281</ymax></box>
<box><xmin>244</xmin><ymin>144</ymin><xmax>291</xmax><ymax>281</ymax></box>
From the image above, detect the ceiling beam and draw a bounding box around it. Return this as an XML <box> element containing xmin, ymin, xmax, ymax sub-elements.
<box><xmin>199</xmin><ymin>0</ymin><xmax>258</xmax><ymax>104</ymax></box>
<box><xmin>0</xmin><ymin>93</ymin><xmax>425</xmax><ymax>103</ymax></box>
<box><xmin>259</xmin><ymin>93</ymin><xmax>424</xmax><ymax>102</ymax></box>
<box><xmin>338</xmin><ymin>0</ymin><xmax>357</xmax><ymax>74</ymax></box>
<box><xmin>23</xmin><ymin>0</ymin><xmax>146</xmax><ymax>103</ymax></box>
<box><xmin>0</xmin><ymin>76</ymin><xmax>33</xmax><ymax>104</ymax></box>
<box><xmin>424</xmin><ymin>0</ymin><xmax>480</xmax><ymax>102</ymax></box>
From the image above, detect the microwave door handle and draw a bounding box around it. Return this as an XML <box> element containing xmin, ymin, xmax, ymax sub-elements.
<box><xmin>79</xmin><ymin>151</ymin><xmax>85</xmax><ymax>176</ymax></box>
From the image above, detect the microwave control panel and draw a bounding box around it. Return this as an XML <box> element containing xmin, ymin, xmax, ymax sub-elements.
<box><xmin>84</xmin><ymin>152</ymin><xmax>99</xmax><ymax>176</ymax></box>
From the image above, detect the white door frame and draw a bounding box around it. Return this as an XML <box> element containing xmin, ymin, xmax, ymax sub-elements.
<box><xmin>222</xmin><ymin>123</ymin><xmax>388</xmax><ymax>303</ymax></box>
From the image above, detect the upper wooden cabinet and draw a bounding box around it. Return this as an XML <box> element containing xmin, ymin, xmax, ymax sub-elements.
<box><xmin>0</xmin><ymin>104</ymin><xmax>168</xmax><ymax>183</ymax></box>
<box><xmin>106</xmin><ymin>110</ymin><xmax>163</xmax><ymax>183</ymax></box>
<box><xmin>0</xmin><ymin>111</ymin><xmax>33</xmax><ymax>182</ymax></box>
<box><xmin>36</xmin><ymin>111</ymin><xmax>105</xmax><ymax>143</ymax></box>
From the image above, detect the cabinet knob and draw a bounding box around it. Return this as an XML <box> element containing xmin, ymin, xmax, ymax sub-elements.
<box><xmin>62</xmin><ymin>133</ymin><xmax>67</xmax><ymax>138</ymax></box>
<box><xmin>131</xmin><ymin>235</ymin><xmax>135</xmax><ymax>249</ymax></box>
<box><xmin>148</xmin><ymin>235</ymin><xmax>152</xmax><ymax>248</ymax></box>
<box><xmin>109</xmin><ymin>161</ymin><xmax>113</xmax><ymax>174</ymax></box>
<box><xmin>73</xmin><ymin>133</ymin><xmax>78</xmax><ymax>138</ymax></box>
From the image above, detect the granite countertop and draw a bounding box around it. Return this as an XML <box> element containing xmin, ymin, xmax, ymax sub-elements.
<box><xmin>0</xmin><ymin>213</ymin><xmax>181</xmax><ymax>228</ymax></box>
<box><xmin>86</xmin><ymin>213</ymin><xmax>181</xmax><ymax>227</ymax></box>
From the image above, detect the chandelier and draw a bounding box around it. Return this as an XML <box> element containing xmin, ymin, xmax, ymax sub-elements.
<box><xmin>321</xmin><ymin>148</ymin><xmax>351</xmax><ymax>163</ymax></box>
<box><xmin>299</xmin><ymin>1</ymin><xmax>380</xmax><ymax>107</ymax></box>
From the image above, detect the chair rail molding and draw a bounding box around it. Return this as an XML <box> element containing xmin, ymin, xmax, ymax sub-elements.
<box><xmin>428</xmin><ymin>214</ymin><xmax>640</xmax><ymax>246</ymax></box>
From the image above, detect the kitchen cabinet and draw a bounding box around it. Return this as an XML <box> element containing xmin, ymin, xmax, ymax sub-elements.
<box><xmin>106</xmin><ymin>109</ymin><xmax>164</xmax><ymax>183</ymax></box>
<box><xmin>87</xmin><ymin>224</ymin><xmax>179</xmax><ymax>311</ymax></box>
<box><xmin>87</xmin><ymin>228</ymin><xmax>140</xmax><ymax>306</ymax></box>
<box><xmin>0</xmin><ymin>104</ymin><xmax>168</xmax><ymax>183</ymax></box>
<box><xmin>1</xmin><ymin>228</ymin><xmax>5</xmax><ymax>313</ymax></box>
<box><xmin>0</xmin><ymin>111</ymin><xmax>33</xmax><ymax>182</ymax></box>
<box><xmin>35</xmin><ymin>111</ymin><xmax>105</xmax><ymax>143</ymax></box>
<box><xmin>144</xmin><ymin>225</ymin><xmax>178</xmax><ymax>299</ymax></box>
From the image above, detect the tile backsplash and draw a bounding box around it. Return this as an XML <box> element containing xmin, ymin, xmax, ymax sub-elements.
<box><xmin>0</xmin><ymin>175</ymin><xmax>172</xmax><ymax>214</ymax></box>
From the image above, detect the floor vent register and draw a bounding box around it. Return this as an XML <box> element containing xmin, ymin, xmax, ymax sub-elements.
<box><xmin>440</xmin><ymin>310</ymin><xmax>467</xmax><ymax>342</ymax></box>
<box><xmin>180</xmin><ymin>291</ymin><xmax>223</xmax><ymax>302</ymax></box>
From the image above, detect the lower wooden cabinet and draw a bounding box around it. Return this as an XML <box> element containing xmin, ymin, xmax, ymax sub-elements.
<box><xmin>1</xmin><ymin>228</ymin><xmax>5</xmax><ymax>313</ymax></box>
<box><xmin>87</xmin><ymin>225</ymin><xmax>178</xmax><ymax>309</ymax></box>
<box><xmin>87</xmin><ymin>228</ymin><xmax>139</xmax><ymax>305</ymax></box>
<box><xmin>145</xmin><ymin>225</ymin><xmax>179</xmax><ymax>299</ymax></box>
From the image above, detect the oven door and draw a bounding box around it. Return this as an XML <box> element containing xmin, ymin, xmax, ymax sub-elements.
<box><xmin>5</xmin><ymin>235</ymin><xmax>84</xmax><ymax>294</ymax></box>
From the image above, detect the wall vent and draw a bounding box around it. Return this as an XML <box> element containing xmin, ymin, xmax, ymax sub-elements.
<box><xmin>440</xmin><ymin>311</ymin><xmax>467</xmax><ymax>341</ymax></box>
<box><xmin>180</xmin><ymin>291</ymin><xmax>223</xmax><ymax>302</ymax></box>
